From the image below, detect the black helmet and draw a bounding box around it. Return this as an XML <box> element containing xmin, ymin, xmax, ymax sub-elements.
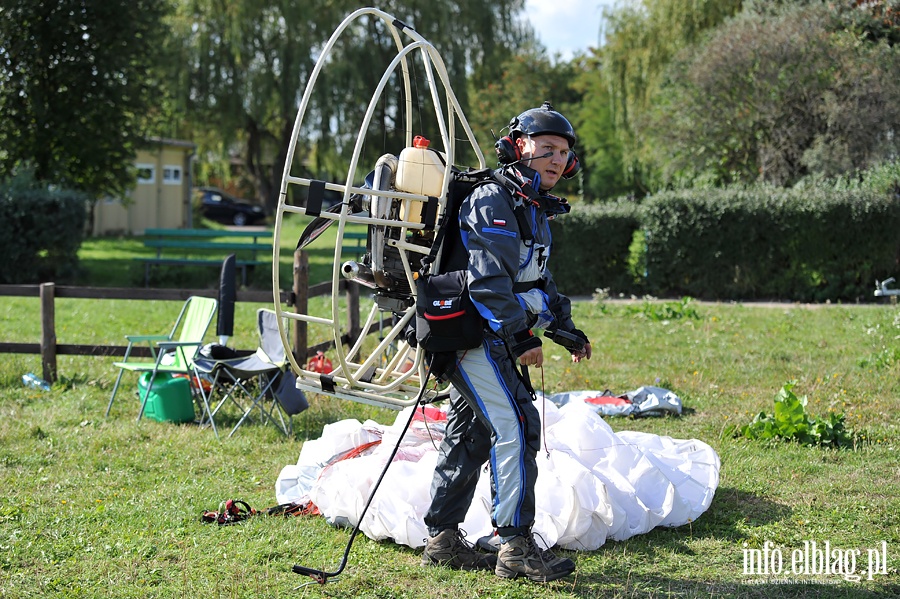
<box><xmin>509</xmin><ymin>101</ymin><xmax>576</xmax><ymax>148</ymax></box>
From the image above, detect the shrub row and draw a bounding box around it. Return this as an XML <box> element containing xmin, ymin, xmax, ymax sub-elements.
<box><xmin>552</xmin><ymin>185</ymin><xmax>900</xmax><ymax>302</ymax></box>
<box><xmin>0</xmin><ymin>175</ymin><xmax>87</xmax><ymax>284</ymax></box>
<box><xmin>550</xmin><ymin>200</ymin><xmax>644</xmax><ymax>297</ymax></box>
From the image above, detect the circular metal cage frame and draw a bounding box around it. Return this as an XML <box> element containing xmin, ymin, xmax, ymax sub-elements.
<box><xmin>272</xmin><ymin>8</ymin><xmax>486</xmax><ymax>410</ymax></box>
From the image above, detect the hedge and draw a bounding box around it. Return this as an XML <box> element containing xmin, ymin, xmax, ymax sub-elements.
<box><xmin>550</xmin><ymin>200</ymin><xmax>643</xmax><ymax>296</ymax></box>
<box><xmin>551</xmin><ymin>185</ymin><xmax>900</xmax><ymax>302</ymax></box>
<box><xmin>0</xmin><ymin>178</ymin><xmax>87</xmax><ymax>284</ymax></box>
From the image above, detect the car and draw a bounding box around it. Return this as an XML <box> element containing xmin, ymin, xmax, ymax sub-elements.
<box><xmin>195</xmin><ymin>187</ymin><xmax>266</xmax><ymax>226</ymax></box>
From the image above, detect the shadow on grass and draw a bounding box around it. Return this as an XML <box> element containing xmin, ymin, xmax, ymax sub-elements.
<box><xmin>696</xmin><ymin>485</ymin><xmax>794</xmax><ymax>538</ymax></box>
<box><xmin>570</xmin><ymin>573</ymin><xmax>899</xmax><ymax>598</ymax></box>
<box><xmin>77</xmin><ymin>257</ymin><xmax>146</xmax><ymax>287</ymax></box>
<box><xmin>372</xmin><ymin>540</ymin><xmax>897</xmax><ymax>598</ymax></box>
<box><xmin>289</xmin><ymin>392</ymin><xmax>392</xmax><ymax>443</ymax></box>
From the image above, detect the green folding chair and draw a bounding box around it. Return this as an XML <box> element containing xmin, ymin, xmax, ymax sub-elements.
<box><xmin>105</xmin><ymin>296</ymin><xmax>218</xmax><ymax>421</ymax></box>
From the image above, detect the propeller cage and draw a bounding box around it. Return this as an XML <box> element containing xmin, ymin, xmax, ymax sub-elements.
<box><xmin>272</xmin><ymin>8</ymin><xmax>486</xmax><ymax>410</ymax></box>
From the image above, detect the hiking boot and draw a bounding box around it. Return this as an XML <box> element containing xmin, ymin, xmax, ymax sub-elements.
<box><xmin>421</xmin><ymin>529</ymin><xmax>497</xmax><ymax>571</ymax></box>
<box><xmin>495</xmin><ymin>533</ymin><xmax>575</xmax><ymax>582</ymax></box>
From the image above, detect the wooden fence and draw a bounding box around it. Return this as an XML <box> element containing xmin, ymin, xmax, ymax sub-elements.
<box><xmin>0</xmin><ymin>251</ymin><xmax>362</xmax><ymax>382</ymax></box>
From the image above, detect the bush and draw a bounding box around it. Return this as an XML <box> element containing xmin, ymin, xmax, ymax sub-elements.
<box><xmin>551</xmin><ymin>200</ymin><xmax>643</xmax><ymax>296</ymax></box>
<box><xmin>551</xmin><ymin>160</ymin><xmax>900</xmax><ymax>302</ymax></box>
<box><xmin>641</xmin><ymin>184</ymin><xmax>900</xmax><ymax>301</ymax></box>
<box><xmin>0</xmin><ymin>170</ymin><xmax>87</xmax><ymax>284</ymax></box>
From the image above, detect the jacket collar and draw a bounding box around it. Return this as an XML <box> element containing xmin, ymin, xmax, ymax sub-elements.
<box><xmin>496</xmin><ymin>164</ymin><xmax>570</xmax><ymax>217</ymax></box>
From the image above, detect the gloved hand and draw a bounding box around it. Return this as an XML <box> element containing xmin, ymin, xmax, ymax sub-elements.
<box><xmin>511</xmin><ymin>328</ymin><xmax>542</xmax><ymax>357</ymax></box>
<box><xmin>570</xmin><ymin>328</ymin><xmax>592</xmax><ymax>362</ymax></box>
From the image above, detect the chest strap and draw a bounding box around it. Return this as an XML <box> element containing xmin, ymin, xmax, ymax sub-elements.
<box><xmin>513</xmin><ymin>203</ymin><xmax>534</xmax><ymax>245</ymax></box>
<box><xmin>512</xmin><ymin>280</ymin><xmax>543</xmax><ymax>294</ymax></box>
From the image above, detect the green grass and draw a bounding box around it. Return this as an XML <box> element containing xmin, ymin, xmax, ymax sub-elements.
<box><xmin>2</xmin><ymin>248</ymin><xmax>900</xmax><ymax>596</ymax></box>
<box><xmin>76</xmin><ymin>213</ymin><xmax>366</xmax><ymax>289</ymax></box>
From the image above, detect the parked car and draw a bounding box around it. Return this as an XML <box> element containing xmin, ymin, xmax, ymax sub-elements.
<box><xmin>195</xmin><ymin>187</ymin><xmax>266</xmax><ymax>226</ymax></box>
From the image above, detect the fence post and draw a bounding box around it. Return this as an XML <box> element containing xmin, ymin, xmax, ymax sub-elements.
<box><xmin>40</xmin><ymin>282</ymin><xmax>57</xmax><ymax>383</ymax></box>
<box><xmin>347</xmin><ymin>281</ymin><xmax>360</xmax><ymax>341</ymax></box>
<box><xmin>293</xmin><ymin>250</ymin><xmax>308</xmax><ymax>360</ymax></box>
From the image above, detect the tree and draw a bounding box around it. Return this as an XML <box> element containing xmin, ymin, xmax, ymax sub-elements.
<box><xmin>647</xmin><ymin>4</ymin><xmax>900</xmax><ymax>186</ymax></box>
<box><xmin>0</xmin><ymin>0</ymin><xmax>172</xmax><ymax>197</ymax></box>
<box><xmin>570</xmin><ymin>52</ymin><xmax>635</xmax><ymax>201</ymax></box>
<box><xmin>820</xmin><ymin>0</ymin><xmax>900</xmax><ymax>46</ymax></box>
<box><xmin>597</xmin><ymin>0</ymin><xmax>744</xmax><ymax>191</ymax></box>
<box><xmin>174</xmin><ymin>0</ymin><xmax>528</xmax><ymax>211</ymax></box>
<box><xmin>466</xmin><ymin>44</ymin><xmax>576</xmax><ymax>150</ymax></box>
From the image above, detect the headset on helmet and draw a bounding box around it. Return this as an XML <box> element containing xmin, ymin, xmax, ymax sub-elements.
<box><xmin>494</xmin><ymin>101</ymin><xmax>580</xmax><ymax>179</ymax></box>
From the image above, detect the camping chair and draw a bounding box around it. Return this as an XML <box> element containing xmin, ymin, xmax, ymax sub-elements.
<box><xmin>192</xmin><ymin>308</ymin><xmax>307</xmax><ymax>438</ymax></box>
<box><xmin>105</xmin><ymin>296</ymin><xmax>218</xmax><ymax>420</ymax></box>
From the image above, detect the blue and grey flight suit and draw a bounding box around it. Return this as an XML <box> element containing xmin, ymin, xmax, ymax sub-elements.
<box><xmin>424</xmin><ymin>170</ymin><xmax>577</xmax><ymax>539</ymax></box>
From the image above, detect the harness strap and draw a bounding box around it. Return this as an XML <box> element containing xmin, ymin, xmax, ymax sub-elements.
<box><xmin>422</xmin><ymin>196</ymin><xmax>438</xmax><ymax>230</ymax></box>
<box><xmin>307</xmin><ymin>180</ymin><xmax>326</xmax><ymax>217</ymax></box>
<box><xmin>320</xmin><ymin>373</ymin><xmax>336</xmax><ymax>394</ymax></box>
<box><xmin>512</xmin><ymin>280</ymin><xmax>541</xmax><ymax>294</ymax></box>
<box><xmin>512</xmin><ymin>203</ymin><xmax>534</xmax><ymax>244</ymax></box>
<box><xmin>518</xmin><ymin>364</ymin><xmax>536</xmax><ymax>400</ymax></box>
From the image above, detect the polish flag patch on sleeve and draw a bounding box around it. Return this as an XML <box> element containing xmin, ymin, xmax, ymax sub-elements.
<box><xmin>492</xmin><ymin>218</ymin><xmax>507</xmax><ymax>226</ymax></box>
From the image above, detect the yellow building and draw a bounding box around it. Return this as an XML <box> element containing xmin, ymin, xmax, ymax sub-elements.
<box><xmin>92</xmin><ymin>137</ymin><xmax>195</xmax><ymax>235</ymax></box>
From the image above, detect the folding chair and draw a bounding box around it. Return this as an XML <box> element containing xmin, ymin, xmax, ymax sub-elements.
<box><xmin>105</xmin><ymin>296</ymin><xmax>218</xmax><ymax>421</ymax></box>
<box><xmin>193</xmin><ymin>308</ymin><xmax>307</xmax><ymax>438</ymax></box>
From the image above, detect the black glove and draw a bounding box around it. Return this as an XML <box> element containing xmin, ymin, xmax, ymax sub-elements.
<box><xmin>510</xmin><ymin>328</ymin><xmax>542</xmax><ymax>357</ymax></box>
<box><xmin>543</xmin><ymin>328</ymin><xmax>588</xmax><ymax>353</ymax></box>
<box><xmin>571</xmin><ymin>328</ymin><xmax>590</xmax><ymax>346</ymax></box>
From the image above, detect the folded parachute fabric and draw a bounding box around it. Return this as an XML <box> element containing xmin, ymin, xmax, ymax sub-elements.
<box><xmin>627</xmin><ymin>386</ymin><xmax>683</xmax><ymax>416</ymax></box>
<box><xmin>539</xmin><ymin>385</ymin><xmax>683</xmax><ymax>417</ymax></box>
<box><xmin>275</xmin><ymin>400</ymin><xmax>718</xmax><ymax>551</ymax></box>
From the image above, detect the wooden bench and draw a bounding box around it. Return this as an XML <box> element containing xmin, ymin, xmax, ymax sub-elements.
<box><xmin>342</xmin><ymin>231</ymin><xmax>367</xmax><ymax>259</ymax></box>
<box><xmin>139</xmin><ymin>228</ymin><xmax>273</xmax><ymax>287</ymax></box>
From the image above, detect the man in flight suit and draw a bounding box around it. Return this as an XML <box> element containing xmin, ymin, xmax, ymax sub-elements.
<box><xmin>421</xmin><ymin>103</ymin><xmax>592</xmax><ymax>583</ymax></box>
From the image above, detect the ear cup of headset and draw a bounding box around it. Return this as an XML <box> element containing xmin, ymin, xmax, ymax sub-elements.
<box><xmin>494</xmin><ymin>135</ymin><xmax>521</xmax><ymax>165</ymax></box>
<box><xmin>562</xmin><ymin>151</ymin><xmax>580</xmax><ymax>179</ymax></box>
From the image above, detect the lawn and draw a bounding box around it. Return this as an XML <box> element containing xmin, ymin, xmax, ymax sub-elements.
<box><xmin>1</xmin><ymin>228</ymin><xmax>899</xmax><ymax>597</ymax></box>
<box><xmin>76</xmin><ymin>213</ymin><xmax>364</xmax><ymax>290</ymax></box>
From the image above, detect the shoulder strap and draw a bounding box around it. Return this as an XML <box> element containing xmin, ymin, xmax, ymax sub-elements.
<box><xmin>513</xmin><ymin>204</ymin><xmax>534</xmax><ymax>245</ymax></box>
<box><xmin>421</xmin><ymin>169</ymin><xmax>495</xmax><ymax>273</ymax></box>
<box><xmin>422</xmin><ymin>167</ymin><xmax>538</xmax><ymax>274</ymax></box>
<box><xmin>491</xmin><ymin>167</ymin><xmax>541</xmax><ymax>244</ymax></box>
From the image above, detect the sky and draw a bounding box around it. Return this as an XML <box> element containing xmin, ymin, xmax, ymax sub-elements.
<box><xmin>523</xmin><ymin>0</ymin><xmax>617</xmax><ymax>60</ymax></box>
